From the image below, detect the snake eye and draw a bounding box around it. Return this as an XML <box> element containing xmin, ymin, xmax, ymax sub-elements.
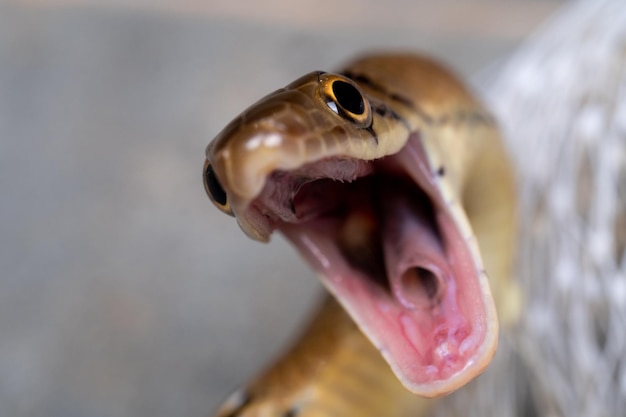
<box><xmin>332</xmin><ymin>81</ymin><xmax>364</xmax><ymax>114</ymax></box>
<box><xmin>203</xmin><ymin>159</ymin><xmax>233</xmax><ymax>216</ymax></box>
<box><xmin>320</xmin><ymin>74</ymin><xmax>372</xmax><ymax>128</ymax></box>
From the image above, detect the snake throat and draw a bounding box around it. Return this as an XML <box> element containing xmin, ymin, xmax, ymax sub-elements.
<box><xmin>243</xmin><ymin>133</ymin><xmax>495</xmax><ymax>397</ymax></box>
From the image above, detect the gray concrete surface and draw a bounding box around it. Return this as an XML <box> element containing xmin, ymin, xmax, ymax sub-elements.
<box><xmin>0</xmin><ymin>2</ymin><xmax>559</xmax><ymax>416</ymax></box>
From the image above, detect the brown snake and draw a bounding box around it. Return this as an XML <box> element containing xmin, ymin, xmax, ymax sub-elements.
<box><xmin>204</xmin><ymin>53</ymin><xmax>520</xmax><ymax>416</ymax></box>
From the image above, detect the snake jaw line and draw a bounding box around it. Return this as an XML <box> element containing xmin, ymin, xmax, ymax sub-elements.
<box><xmin>226</xmin><ymin>133</ymin><xmax>497</xmax><ymax>397</ymax></box>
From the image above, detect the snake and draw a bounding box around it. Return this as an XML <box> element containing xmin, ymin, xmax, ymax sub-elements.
<box><xmin>203</xmin><ymin>53</ymin><xmax>520</xmax><ymax>417</ymax></box>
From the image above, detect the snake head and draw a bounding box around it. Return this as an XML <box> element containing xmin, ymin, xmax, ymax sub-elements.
<box><xmin>204</xmin><ymin>71</ymin><xmax>411</xmax><ymax>241</ymax></box>
<box><xmin>204</xmin><ymin>54</ymin><xmax>517</xmax><ymax>398</ymax></box>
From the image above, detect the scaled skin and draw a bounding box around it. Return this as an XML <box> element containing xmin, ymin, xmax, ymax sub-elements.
<box><xmin>205</xmin><ymin>53</ymin><xmax>521</xmax><ymax>416</ymax></box>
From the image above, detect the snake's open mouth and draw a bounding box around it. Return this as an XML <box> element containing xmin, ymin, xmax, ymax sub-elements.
<box><xmin>244</xmin><ymin>133</ymin><xmax>497</xmax><ymax>397</ymax></box>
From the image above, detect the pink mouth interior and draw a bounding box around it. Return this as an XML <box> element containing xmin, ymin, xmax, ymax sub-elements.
<box><xmin>249</xmin><ymin>134</ymin><xmax>494</xmax><ymax>396</ymax></box>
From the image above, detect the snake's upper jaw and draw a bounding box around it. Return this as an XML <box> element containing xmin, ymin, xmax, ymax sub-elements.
<box><xmin>239</xmin><ymin>133</ymin><xmax>498</xmax><ymax>397</ymax></box>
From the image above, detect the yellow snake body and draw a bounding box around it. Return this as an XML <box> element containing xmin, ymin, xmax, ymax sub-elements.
<box><xmin>204</xmin><ymin>54</ymin><xmax>519</xmax><ymax>416</ymax></box>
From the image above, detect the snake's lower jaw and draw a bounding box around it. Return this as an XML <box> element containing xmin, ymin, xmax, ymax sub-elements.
<box><xmin>246</xmin><ymin>134</ymin><xmax>498</xmax><ymax>397</ymax></box>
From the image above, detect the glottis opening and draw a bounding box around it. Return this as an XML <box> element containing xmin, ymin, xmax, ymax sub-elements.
<box><xmin>400</xmin><ymin>267</ymin><xmax>443</xmax><ymax>308</ymax></box>
<box><xmin>247</xmin><ymin>134</ymin><xmax>496</xmax><ymax>397</ymax></box>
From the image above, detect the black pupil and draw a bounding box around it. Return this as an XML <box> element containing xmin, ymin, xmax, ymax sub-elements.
<box><xmin>205</xmin><ymin>163</ymin><xmax>228</xmax><ymax>206</ymax></box>
<box><xmin>332</xmin><ymin>80</ymin><xmax>364</xmax><ymax>115</ymax></box>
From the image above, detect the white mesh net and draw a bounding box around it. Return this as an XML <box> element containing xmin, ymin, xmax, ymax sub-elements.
<box><xmin>435</xmin><ymin>1</ymin><xmax>626</xmax><ymax>416</ymax></box>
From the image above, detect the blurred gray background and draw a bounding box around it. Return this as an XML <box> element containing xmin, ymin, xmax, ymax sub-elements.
<box><xmin>0</xmin><ymin>1</ymin><xmax>562</xmax><ymax>416</ymax></box>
